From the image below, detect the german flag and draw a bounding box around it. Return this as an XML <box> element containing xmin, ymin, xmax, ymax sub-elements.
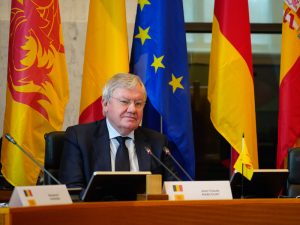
<box><xmin>208</xmin><ymin>0</ymin><xmax>258</xmax><ymax>180</ymax></box>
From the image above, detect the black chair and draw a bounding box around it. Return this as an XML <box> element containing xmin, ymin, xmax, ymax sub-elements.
<box><xmin>287</xmin><ymin>147</ymin><xmax>300</xmax><ymax>197</ymax></box>
<box><xmin>44</xmin><ymin>131</ymin><xmax>66</xmax><ymax>185</ymax></box>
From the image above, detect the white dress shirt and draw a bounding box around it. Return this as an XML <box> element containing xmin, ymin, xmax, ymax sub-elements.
<box><xmin>106</xmin><ymin>118</ymin><xmax>139</xmax><ymax>171</ymax></box>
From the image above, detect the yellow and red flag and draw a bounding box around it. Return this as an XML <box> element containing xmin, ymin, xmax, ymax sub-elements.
<box><xmin>277</xmin><ymin>1</ymin><xmax>300</xmax><ymax>168</ymax></box>
<box><xmin>208</xmin><ymin>0</ymin><xmax>258</xmax><ymax>180</ymax></box>
<box><xmin>234</xmin><ymin>135</ymin><xmax>254</xmax><ymax>180</ymax></box>
<box><xmin>79</xmin><ymin>0</ymin><xmax>129</xmax><ymax>123</ymax></box>
<box><xmin>1</xmin><ymin>0</ymin><xmax>69</xmax><ymax>186</ymax></box>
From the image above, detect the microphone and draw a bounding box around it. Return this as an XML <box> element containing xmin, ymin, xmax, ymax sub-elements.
<box><xmin>144</xmin><ymin>146</ymin><xmax>181</xmax><ymax>181</ymax></box>
<box><xmin>5</xmin><ymin>133</ymin><xmax>61</xmax><ymax>185</ymax></box>
<box><xmin>163</xmin><ymin>146</ymin><xmax>193</xmax><ymax>181</ymax></box>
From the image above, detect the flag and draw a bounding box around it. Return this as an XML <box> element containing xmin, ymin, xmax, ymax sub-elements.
<box><xmin>130</xmin><ymin>0</ymin><xmax>195</xmax><ymax>179</ymax></box>
<box><xmin>79</xmin><ymin>0</ymin><xmax>129</xmax><ymax>124</ymax></box>
<box><xmin>234</xmin><ymin>135</ymin><xmax>254</xmax><ymax>180</ymax></box>
<box><xmin>1</xmin><ymin>0</ymin><xmax>69</xmax><ymax>186</ymax></box>
<box><xmin>277</xmin><ymin>1</ymin><xmax>300</xmax><ymax>168</ymax></box>
<box><xmin>208</xmin><ymin>0</ymin><xmax>258</xmax><ymax>180</ymax></box>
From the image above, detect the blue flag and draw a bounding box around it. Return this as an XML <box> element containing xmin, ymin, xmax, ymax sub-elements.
<box><xmin>130</xmin><ymin>0</ymin><xmax>195</xmax><ymax>179</ymax></box>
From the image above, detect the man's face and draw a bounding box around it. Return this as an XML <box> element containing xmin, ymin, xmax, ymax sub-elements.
<box><xmin>103</xmin><ymin>84</ymin><xmax>146</xmax><ymax>136</ymax></box>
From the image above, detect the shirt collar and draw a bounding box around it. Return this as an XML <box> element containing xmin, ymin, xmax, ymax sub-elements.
<box><xmin>106</xmin><ymin>118</ymin><xmax>135</xmax><ymax>140</ymax></box>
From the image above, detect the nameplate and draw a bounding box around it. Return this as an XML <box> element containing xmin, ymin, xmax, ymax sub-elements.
<box><xmin>9</xmin><ymin>185</ymin><xmax>72</xmax><ymax>207</ymax></box>
<box><xmin>163</xmin><ymin>181</ymin><xmax>232</xmax><ymax>200</ymax></box>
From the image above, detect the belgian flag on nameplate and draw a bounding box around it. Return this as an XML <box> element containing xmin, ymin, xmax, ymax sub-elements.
<box><xmin>23</xmin><ymin>189</ymin><xmax>33</xmax><ymax>197</ymax></box>
<box><xmin>173</xmin><ymin>185</ymin><xmax>183</xmax><ymax>192</ymax></box>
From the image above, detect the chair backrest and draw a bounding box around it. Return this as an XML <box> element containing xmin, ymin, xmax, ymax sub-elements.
<box><xmin>287</xmin><ymin>147</ymin><xmax>300</xmax><ymax>197</ymax></box>
<box><xmin>44</xmin><ymin>131</ymin><xmax>65</xmax><ymax>185</ymax></box>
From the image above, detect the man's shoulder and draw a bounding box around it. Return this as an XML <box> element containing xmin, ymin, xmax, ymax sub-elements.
<box><xmin>66</xmin><ymin>119</ymin><xmax>105</xmax><ymax>132</ymax></box>
<box><xmin>137</xmin><ymin>126</ymin><xmax>165</xmax><ymax>139</ymax></box>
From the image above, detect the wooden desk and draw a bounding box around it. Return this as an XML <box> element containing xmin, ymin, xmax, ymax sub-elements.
<box><xmin>0</xmin><ymin>208</ymin><xmax>9</xmax><ymax>225</ymax></box>
<box><xmin>7</xmin><ymin>199</ymin><xmax>300</xmax><ymax>225</ymax></box>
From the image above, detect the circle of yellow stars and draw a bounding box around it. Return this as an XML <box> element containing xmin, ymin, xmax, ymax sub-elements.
<box><xmin>135</xmin><ymin>0</ymin><xmax>185</xmax><ymax>94</ymax></box>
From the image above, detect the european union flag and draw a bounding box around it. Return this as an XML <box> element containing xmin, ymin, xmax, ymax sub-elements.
<box><xmin>130</xmin><ymin>0</ymin><xmax>195</xmax><ymax>179</ymax></box>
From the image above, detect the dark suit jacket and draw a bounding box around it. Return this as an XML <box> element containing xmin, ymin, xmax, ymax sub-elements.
<box><xmin>59</xmin><ymin>119</ymin><xmax>177</xmax><ymax>188</ymax></box>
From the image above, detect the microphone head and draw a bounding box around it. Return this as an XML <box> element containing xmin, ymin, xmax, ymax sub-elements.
<box><xmin>163</xmin><ymin>146</ymin><xmax>170</xmax><ymax>155</ymax></box>
<box><xmin>144</xmin><ymin>146</ymin><xmax>152</xmax><ymax>155</ymax></box>
<box><xmin>5</xmin><ymin>133</ymin><xmax>17</xmax><ymax>144</ymax></box>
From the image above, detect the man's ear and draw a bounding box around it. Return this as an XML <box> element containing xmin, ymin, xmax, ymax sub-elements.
<box><xmin>102</xmin><ymin>97</ymin><xmax>108</xmax><ymax>106</ymax></box>
<box><xmin>102</xmin><ymin>99</ymin><xmax>108</xmax><ymax>116</ymax></box>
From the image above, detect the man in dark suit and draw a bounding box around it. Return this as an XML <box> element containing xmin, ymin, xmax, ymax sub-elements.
<box><xmin>59</xmin><ymin>73</ymin><xmax>177</xmax><ymax>189</ymax></box>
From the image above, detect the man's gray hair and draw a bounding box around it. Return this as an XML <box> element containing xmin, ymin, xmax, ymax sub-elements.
<box><xmin>102</xmin><ymin>73</ymin><xmax>147</xmax><ymax>102</ymax></box>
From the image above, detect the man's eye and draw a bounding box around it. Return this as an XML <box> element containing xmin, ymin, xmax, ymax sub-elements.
<box><xmin>120</xmin><ymin>100</ymin><xmax>129</xmax><ymax>105</ymax></box>
<box><xmin>135</xmin><ymin>102</ymin><xmax>143</xmax><ymax>107</ymax></box>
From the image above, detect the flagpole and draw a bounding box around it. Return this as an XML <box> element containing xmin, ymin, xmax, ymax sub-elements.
<box><xmin>241</xmin><ymin>162</ymin><xmax>244</xmax><ymax>198</ymax></box>
<box><xmin>241</xmin><ymin>133</ymin><xmax>245</xmax><ymax>199</ymax></box>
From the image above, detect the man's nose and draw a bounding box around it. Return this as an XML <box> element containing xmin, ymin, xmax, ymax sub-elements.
<box><xmin>127</xmin><ymin>101</ymin><xmax>137</xmax><ymax>112</ymax></box>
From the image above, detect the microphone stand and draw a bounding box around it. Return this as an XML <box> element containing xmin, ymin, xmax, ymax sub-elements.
<box><xmin>240</xmin><ymin>133</ymin><xmax>245</xmax><ymax>199</ymax></box>
<box><xmin>163</xmin><ymin>147</ymin><xmax>193</xmax><ymax>181</ymax></box>
<box><xmin>5</xmin><ymin>133</ymin><xmax>61</xmax><ymax>185</ymax></box>
<box><xmin>145</xmin><ymin>146</ymin><xmax>181</xmax><ymax>181</ymax></box>
<box><xmin>241</xmin><ymin>163</ymin><xmax>244</xmax><ymax>199</ymax></box>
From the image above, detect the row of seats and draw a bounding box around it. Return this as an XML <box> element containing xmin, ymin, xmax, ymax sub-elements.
<box><xmin>1</xmin><ymin>132</ymin><xmax>300</xmax><ymax>197</ymax></box>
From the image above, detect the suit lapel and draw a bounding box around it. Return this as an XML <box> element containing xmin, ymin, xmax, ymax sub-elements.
<box><xmin>92</xmin><ymin>120</ymin><xmax>112</xmax><ymax>171</ymax></box>
<box><xmin>91</xmin><ymin>122</ymin><xmax>152</xmax><ymax>172</ymax></box>
<box><xmin>135</xmin><ymin>128</ymin><xmax>151</xmax><ymax>171</ymax></box>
